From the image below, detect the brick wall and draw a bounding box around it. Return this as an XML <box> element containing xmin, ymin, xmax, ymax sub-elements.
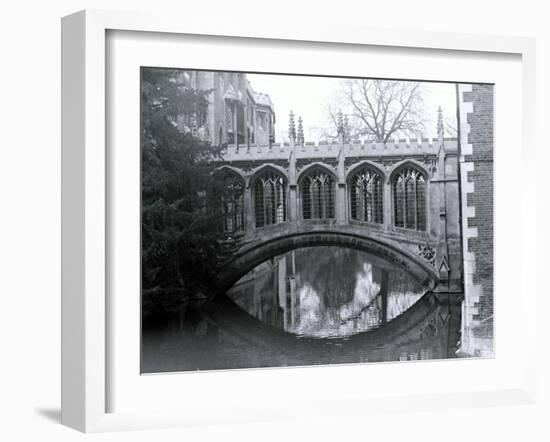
<box><xmin>458</xmin><ymin>84</ymin><xmax>494</xmax><ymax>355</ymax></box>
<box><xmin>464</xmin><ymin>85</ymin><xmax>494</xmax><ymax>327</ymax></box>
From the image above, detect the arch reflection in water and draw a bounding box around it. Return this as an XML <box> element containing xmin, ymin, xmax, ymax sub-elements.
<box><xmin>227</xmin><ymin>246</ymin><xmax>425</xmax><ymax>338</ymax></box>
<box><xmin>141</xmin><ymin>246</ymin><xmax>461</xmax><ymax>373</ymax></box>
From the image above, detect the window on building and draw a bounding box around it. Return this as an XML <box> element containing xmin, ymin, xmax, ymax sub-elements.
<box><xmin>220</xmin><ymin>172</ymin><xmax>245</xmax><ymax>233</ymax></box>
<box><xmin>257</xmin><ymin>111</ymin><xmax>266</xmax><ymax>129</ymax></box>
<box><xmin>225</xmin><ymin>103</ymin><xmax>234</xmax><ymax>144</ymax></box>
<box><xmin>349</xmin><ymin>166</ymin><xmax>383</xmax><ymax>224</ymax></box>
<box><xmin>300</xmin><ymin>169</ymin><xmax>335</xmax><ymax>220</ymax></box>
<box><xmin>253</xmin><ymin>170</ymin><xmax>287</xmax><ymax>228</ymax></box>
<box><xmin>392</xmin><ymin>166</ymin><xmax>426</xmax><ymax>231</ymax></box>
<box><xmin>236</xmin><ymin>105</ymin><xmax>245</xmax><ymax>145</ymax></box>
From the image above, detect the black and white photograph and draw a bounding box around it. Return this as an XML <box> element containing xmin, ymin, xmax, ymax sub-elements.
<box><xmin>140</xmin><ymin>68</ymin><xmax>494</xmax><ymax>373</ymax></box>
<box><xmin>4</xmin><ymin>0</ymin><xmax>549</xmax><ymax>438</ymax></box>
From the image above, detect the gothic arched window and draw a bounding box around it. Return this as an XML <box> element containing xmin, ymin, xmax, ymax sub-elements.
<box><xmin>300</xmin><ymin>168</ymin><xmax>335</xmax><ymax>220</ymax></box>
<box><xmin>253</xmin><ymin>170</ymin><xmax>287</xmax><ymax>228</ymax></box>
<box><xmin>392</xmin><ymin>166</ymin><xmax>427</xmax><ymax>231</ymax></box>
<box><xmin>220</xmin><ymin>172</ymin><xmax>245</xmax><ymax>233</ymax></box>
<box><xmin>225</xmin><ymin>102</ymin><xmax>234</xmax><ymax>144</ymax></box>
<box><xmin>349</xmin><ymin>166</ymin><xmax>383</xmax><ymax>224</ymax></box>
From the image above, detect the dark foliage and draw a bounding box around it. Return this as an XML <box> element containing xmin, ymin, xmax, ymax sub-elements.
<box><xmin>141</xmin><ymin>68</ymin><xmax>235</xmax><ymax>316</ymax></box>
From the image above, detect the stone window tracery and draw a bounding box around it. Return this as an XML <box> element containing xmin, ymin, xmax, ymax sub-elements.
<box><xmin>392</xmin><ymin>166</ymin><xmax>426</xmax><ymax>231</ymax></box>
<box><xmin>253</xmin><ymin>170</ymin><xmax>287</xmax><ymax>228</ymax></box>
<box><xmin>349</xmin><ymin>166</ymin><xmax>384</xmax><ymax>224</ymax></box>
<box><xmin>220</xmin><ymin>172</ymin><xmax>245</xmax><ymax>233</ymax></box>
<box><xmin>300</xmin><ymin>169</ymin><xmax>335</xmax><ymax>220</ymax></box>
<box><xmin>225</xmin><ymin>103</ymin><xmax>234</xmax><ymax>144</ymax></box>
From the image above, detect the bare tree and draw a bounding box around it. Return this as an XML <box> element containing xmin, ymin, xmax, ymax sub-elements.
<box><xmin>443</xmin><ymin>115</ymin><xmax>458</xmax><ymax>138</ymax></box>
<box><xmin>326</xmin><ymin>79</ymin><xmax>426</xmax><ymax>143</ymax></box>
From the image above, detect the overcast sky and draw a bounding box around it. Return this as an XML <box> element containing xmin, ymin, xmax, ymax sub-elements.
<box><xmin>248</xmin><ymin>73</ymin><xmax>457</xmax><ymax>143</ymax></box>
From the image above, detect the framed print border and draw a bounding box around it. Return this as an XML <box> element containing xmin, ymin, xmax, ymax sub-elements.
<box><xmin>61</xmin><ymin>9</ymin><xmax>537</xmax><ymax>433</ymax></box>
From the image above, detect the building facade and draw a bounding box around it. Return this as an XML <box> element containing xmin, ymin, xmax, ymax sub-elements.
<box><xmin>175</xmin><ymin>70</ymin><xmax>276</xmax><ymax>147</ymax></box>
<box><xmin>214</xmin><ymin>109</ymin><xmax>463</xmax><ymax>297</ymax></box>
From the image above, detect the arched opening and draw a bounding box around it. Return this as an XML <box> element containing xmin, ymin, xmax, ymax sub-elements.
<box><xmin>349</xmin><ymin>166</ymin><xmax>383</xmax><ymax>224</ymax></box>
<box><xmin>392</xmin><ymin>165</ymin><xmax>427</xmax><ymax>231</ymax></box>
<box><xmin>225</xmin><ymin>101</ymin><xmax>235</xmax><ymax>145</ymax></box>
<box><xmin>299</xmin><ymin>167</ymin><xmax>335</xmax><ymax>220</ymax></box>
<box><xmin>217</xmin><ymin>231</ymin><xmax>438</xmax><ymax>293</ymax></box>
<box><xmin>218</xmin><ymin>171</ymin><xmax>245</xmax><ymax>233</ymax></box>
<box><xmin>253</xmin><ymin>169</ymin><xmax>287</xmax><ymax>228</ymax></box>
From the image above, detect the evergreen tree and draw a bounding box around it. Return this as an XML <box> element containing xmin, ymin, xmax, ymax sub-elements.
<box><xmin>141</xmin><ymin>68</ymin><xmax>233</xmax><ymax>316</ymax></box>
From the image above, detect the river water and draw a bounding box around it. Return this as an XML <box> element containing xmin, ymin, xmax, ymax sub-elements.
<box><xmin>142</xmin><ymin>246</ymin><xmax>461</xmax><ymax>373</ymax></box>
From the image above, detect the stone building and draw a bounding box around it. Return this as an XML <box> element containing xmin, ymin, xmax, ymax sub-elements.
<box><xmin>202</xmin><ymin>78</ymin><xmax>492</xmax><ymax>359</ymax></box>
<box><xmin>214</xmin><ymin>109</ymin><xmax>463</xmax><ymax>295</ymax></box>
<box><xmin>175</xmin><ymin>70</ymin><xmax>276</xmax><ymax>146</ymax></box>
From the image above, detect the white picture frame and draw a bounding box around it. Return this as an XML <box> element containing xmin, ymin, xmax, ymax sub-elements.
<box><xmin>61</xmin><ymin>9</ymin><xmax>537</xmax><ymax>433</ymax></box>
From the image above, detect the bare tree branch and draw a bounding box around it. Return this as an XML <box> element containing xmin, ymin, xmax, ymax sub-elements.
<box><xmin>444</xmin><ymin>116</ymin><xmax>457</xmax><ymax>137</ymax></box>
<box><xmin>326</xmin><ymin>79</ymin><xmax>426</xmax><ymax>143</ymax></box>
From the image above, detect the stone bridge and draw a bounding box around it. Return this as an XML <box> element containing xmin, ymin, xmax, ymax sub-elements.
<box><xmin>218</xmin><ymin>225</ymin><xmax>440</xmax><ymax>293</ymax></box>
<box><xmin>214</xmin><ymin>111</ymin><xmax>463</xmax><ymax>296</ymax></box>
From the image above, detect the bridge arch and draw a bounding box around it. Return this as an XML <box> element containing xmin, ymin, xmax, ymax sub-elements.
<box><xmin>217</xmin><ymin>229</ymin><xmax>439</xmax><ymax>294</ymax></box>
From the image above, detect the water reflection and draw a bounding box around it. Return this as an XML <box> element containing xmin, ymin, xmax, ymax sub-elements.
<box><xmin>227</xmin><ymin>247</ymin><xmax>425</xmax><ymax>338</ymax></box>
<box><xmin>141</xmin><ymin>246</ymin><xmax>461</xmax><ymax>373</ymax></box>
